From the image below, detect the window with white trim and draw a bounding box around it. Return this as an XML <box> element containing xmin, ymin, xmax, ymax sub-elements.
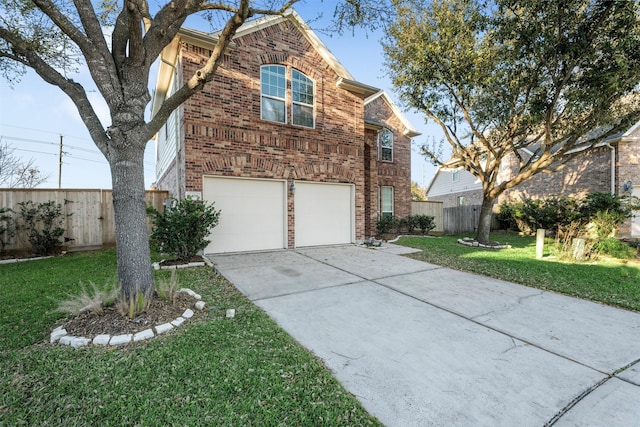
<box><xmin>381</xmin><ymin>186</ymin><xmax>394</xmax><ymax>218</ymax></box>
<box><xmin>292</xmin><ymin>70</ymin><xmax>314</xmax><ymax>127</ymax></box>
<box><xmin>452</xmin><ymin>170</ymin><xmax>460</xmax><ymax>183</ymax></box>
<box><xmin>261</xmin><ymin>65</ymin><xmax>286</xmax><ymax>123</ymax></box>
<box><xmin>379</xmin><ymin>128</ymin><xmax>393</xmax><ymax>162</ymax></box>
<box><xmin>260</xmin><ymin>65</ymin><xmax>315</xmax><ymax>128</ymax></box>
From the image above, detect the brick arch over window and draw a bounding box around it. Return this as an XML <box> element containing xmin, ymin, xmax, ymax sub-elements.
<box><xmin>259</xmin><ymin>53</ymin><xmax>289</xmax><ymax>65</ymax></box>
<box><xmin>258</xmin><ymin>56</ymin><xmax>322</xmax><ymax>82</ymax></box>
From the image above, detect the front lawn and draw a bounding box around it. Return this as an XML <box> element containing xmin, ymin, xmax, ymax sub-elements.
<box><xmin>398</xmin><ymin>233</ymin><xmax>640</xmax><ymax>312</ymax></box>
<box><xmin>0</xmin><ymin>248</ymin><xmax>380</xmax><ymax>426</ymax></box>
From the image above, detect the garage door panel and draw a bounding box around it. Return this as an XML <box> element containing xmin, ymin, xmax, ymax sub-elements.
<box><xmin>203</xmin><ymin>177</ymin><xmax>286</xmax><ymax>253</ymax></box>
<box><xmin>295</xmin><ymin>182</ymin><xmax>353</xmax><ymax>247</ymax></box>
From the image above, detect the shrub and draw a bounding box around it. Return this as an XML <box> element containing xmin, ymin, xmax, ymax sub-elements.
<box><xmin>0</xmin><ymin>207</ymin><xmax>14</xmax><ymax>255</ymax></box>
<box><xmin>56</xmin><ymin>282</ymin><xmax>118</xmax><ymax>316</ymax></box>
<box><xmin>581</xmin><ymin>192</ymin><xmax>639</xmax><ymax>239</ymax></box>
<box><xmin>496</xmin><ymin>203</ymin><xmax>518</xmax><ymax>231</ymax></box>
<box><xmin>593</xmin><ymin>237</ymin><xmax>637</xmax><ymax>260</ymax></box>
<box><xmin>515</xmin><ymin>196</ymin><xmax>582</xmax><ymax>234</ymax></box>
<box><xmin>406</xmin><ymin>215</ymin><xmax>420</xmax><ymax>233</ymax></box>
<box><xmin>157</xmin><ymin>270</ymin><xmax>181</xmax><ymax>304</ymax></box>
<box><xmin>414</xmin><ymin>214</ymin><xmax>436</xmax><ymax>235</ymax></box>
<box><xmin>148</xmin><ymin>197</ymin><xmax>221</xmax><ymax>260</ymax></box>
<box><xmin>16</xmin><ymin>200</ymin><xmax>67</xmax><ymax>256</ymax></box>
<box><xmin>376</xmin><ymin>215</ymin><xmax>398</xmax><ymax>235</ymax></box>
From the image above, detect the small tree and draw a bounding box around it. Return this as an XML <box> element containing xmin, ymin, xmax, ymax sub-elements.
<box><xmin>0</xmin><ymin>143</ymin><xmax>49</xmax><ymax>188</ymax></box>
<box><xmin>16</xmin><ymin>201</ymin><xmax>67</xmax><ymax>256</ymax></box>
<box><xmin>148</xmin><ymin>197</ymin><xmax>221</xmax><ymax>261</ymax></box>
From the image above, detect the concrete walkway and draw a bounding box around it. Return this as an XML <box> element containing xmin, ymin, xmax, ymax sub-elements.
<box><xmin>207</xmin><ymin>244</ymin><xmax>640</xmax><ymax>426</ymax></box>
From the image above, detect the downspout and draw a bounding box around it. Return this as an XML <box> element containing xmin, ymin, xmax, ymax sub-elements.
<box><xmin>606</xmin><ymin>142</ymin><xmax>615</xmax><ymax>194</ymax></box>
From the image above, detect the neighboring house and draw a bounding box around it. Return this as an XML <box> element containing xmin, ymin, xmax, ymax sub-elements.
<box><xmin>151</xmin><ymin>10</ymin><xmax>419</xmax><ymax>253</ymax></box>
<box><xmin>425</xmin><ymin>120</ymin><xmax>640</xmax><ymax>238</ymax></box>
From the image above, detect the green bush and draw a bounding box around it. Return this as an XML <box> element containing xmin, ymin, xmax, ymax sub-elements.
<box><xmin>148</xmin><ymin>197</ymin><xmax>221</xmax><ymax>260</ymax></box>
<box><xmin>496</xmin><ymin>203</ymin><xmax>518</xmax><ymax>230</ymax></box>
<box><xmin>414</xmin><ymin>214</ymin><xmax>436</xmax><ymax>235</ymax></box>
<box><xmin>581</xmin><ymin>192</ymin><xmax>639</xmax><ymax>239</ymax></box>
<box><xmin>16</xmin><ymin>200</ymin><xmax>67</xmax><ymax>256</ymax></box>
<box><xmin>593</xmin><ymin>237</ymin><xmax>637</xmax><ymax>260</ymax></box>
<box><xmin>376</xmin><ymin>215</ymin><xmax>398</xmax><ymax>235</ymax></box>
<box><xmin>0</xmin><ymin>207</ymin><xmax>14</xmax><ymax>255</ymax></box>
<box><xmin>515</xmin><ymin>196</ymin><xmax>582</xmax><ymax>234</ymax></box>
<box><xmin>406</xmin><ymin>215</ymin><xmax>420</xmax><ymax>233</ymax></box>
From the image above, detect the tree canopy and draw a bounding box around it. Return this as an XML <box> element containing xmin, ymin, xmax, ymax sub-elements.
<box><xmin>384</xmin><ymin>0</ymin><xmax>640</xmax><ymax>243</ymax></box>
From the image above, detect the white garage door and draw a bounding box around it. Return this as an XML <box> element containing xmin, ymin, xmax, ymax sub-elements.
<box><xmin>295</xmin><ymin>181</ymin><xmax>353</xmax><ymax>247</ymax></box>
<box><xmin>203</xmin><ymin>176</ymin><xmax>286</xmax><ymax>253</ymax></box>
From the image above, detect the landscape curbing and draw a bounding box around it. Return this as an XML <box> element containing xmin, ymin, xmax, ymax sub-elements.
<box><xmin>50</xmin><ymin>288</ymin><xmax>207</xmax><ymax>347</ymax></box>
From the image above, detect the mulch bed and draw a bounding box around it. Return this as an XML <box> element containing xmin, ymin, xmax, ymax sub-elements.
<box><xmin>62</xmin><ymin>292</ymin><xmax>201</xmax><ymax>338</ymax></box>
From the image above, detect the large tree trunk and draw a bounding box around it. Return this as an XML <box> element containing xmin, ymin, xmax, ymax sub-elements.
<box><xmin>110</xmin><ymin>142</ymin><xmax>154</xmax><ymax>302</ymax></box>
<box><xmin>475</xmin><ymin>195</ymin><xmax>496</xmax><ymax>245</ymax></box>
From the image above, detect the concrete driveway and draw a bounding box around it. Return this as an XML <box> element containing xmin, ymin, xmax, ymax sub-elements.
<box><xmin>206</xmin><ymin>244</ymin><xmax>640</xmax><ymax>426</ymax></box>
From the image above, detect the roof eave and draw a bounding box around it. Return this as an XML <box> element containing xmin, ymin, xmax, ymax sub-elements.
<box><xmin>337</xmin><ymin>77</ymin><xmax>380</xmax><ymax>98</ymax></box>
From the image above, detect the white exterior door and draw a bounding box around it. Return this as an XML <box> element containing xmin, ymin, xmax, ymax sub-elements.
<box><xmin>294</xmin><ymin>181</ymin><xmax>353</xmax><ymax>247</ymax></box>
<box><xmin>202</xmin><ymin>176</ymin><xmax>287</xmax><ymax>253</ymax></box>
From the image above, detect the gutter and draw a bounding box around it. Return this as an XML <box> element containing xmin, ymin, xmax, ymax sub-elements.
<box><xmin>606</xmin><ymin>142</ymin><xmax>615</xmax><ymax>194</ymax></box>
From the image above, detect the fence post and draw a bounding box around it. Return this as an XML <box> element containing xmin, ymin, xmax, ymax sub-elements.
<box><xmin>536</xmin><ymin>229</ymin><xmax>545</xmax><ymax>259</ymax></box>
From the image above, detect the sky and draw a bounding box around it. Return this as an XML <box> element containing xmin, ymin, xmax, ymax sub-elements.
<box><xmin>0</xmin><ymin>1</ymin><xmax>441</xmax><ymax>190</ymax></box>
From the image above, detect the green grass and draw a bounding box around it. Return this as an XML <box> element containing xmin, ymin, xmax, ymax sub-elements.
<box><xmin>0</xmin><ymin>249</ymin><xmax>381</xmax><ymax>426</ymax></box>
<box><xmin>398</xmin><ymin>232</ymin><xmax>640</xmax><ymax>312</ymax></box>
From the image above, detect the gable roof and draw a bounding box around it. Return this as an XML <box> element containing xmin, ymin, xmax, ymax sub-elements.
<box><xmin>151</xmin><ymin>9</ymin><xmax>379</xmax><ymax>117</ymax></box>
<box><xmin>365</xmin><ymin>91</ymin><xmax>421</xmax><ymax>138</ymax></box>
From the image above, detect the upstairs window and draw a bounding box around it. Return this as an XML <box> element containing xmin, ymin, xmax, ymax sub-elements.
<box><xmin>379</xmin><ymin>129</ymin><xmax>393</xmax><ymax>162</ymax></box>
<box><xmin>260</xmin><ymin>65</ymin><xmax>315</xmax><ymax>128</ymax></box>
<box><xmin>261</xmin><ymin>65</ymin><xmax>286</xmax><ymax>123</ymax></box>
<box><xmin>452</xmin><ymin>170</ymin><xmax>460</xmax><ymax>183</ymax></box>
<box><xmin>292</xmin><ymin>70</ymin><xmax>314</xmax><ymax>128</ymax></box>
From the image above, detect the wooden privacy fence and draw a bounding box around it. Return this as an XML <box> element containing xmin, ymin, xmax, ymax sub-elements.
<box><xmin>0</xmin><ymin>189</ymin><xmax>169</xmax><ymax>252</ymax></box>
<box><xmin>411</xmin><ymin>201</ymin><xmax>444</xmax><ymax>233</ymax></box>
<box><xmin>413</xmin><ymin>202</ymin><xmax>498</xmax><ymax>234</ymax></box>
<box><xmin>443</xmin><ymin>205</ymin><xmax>481</xmax><ymax>235</ymax></box>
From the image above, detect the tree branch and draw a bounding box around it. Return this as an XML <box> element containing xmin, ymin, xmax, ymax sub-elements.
<box><xmin>0</xmin><ymin>26</ymin><xmax>110</xmax><ymax>154</ymax></box>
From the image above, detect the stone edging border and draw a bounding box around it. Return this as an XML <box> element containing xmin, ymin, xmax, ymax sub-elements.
<box><xmin>0</xmin><ymin>254</ymin><xmax>58</xmax><ymax>265</ymax></box>
<box><xmin>50</xmin><ymin>288</ymin><xmax>206</xmax><ymax>348</ymax></box>
<box><xmin>152</xmin><ymin>255</ymin><xmax>214</xmax><ymax>270</ymax></box>
<box><xmin>457</xmin><ymin>237</ymin><xmax>511</xmax><ymax>249</ymax></box>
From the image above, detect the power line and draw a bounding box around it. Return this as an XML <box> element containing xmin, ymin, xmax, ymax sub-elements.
<box><xmin>2</xmin><ymin>134</ymin><xmax>155</xmax><ymax>166</ymax></box>
<box><xmin>0</xmin><ymin>123</ymin><xmax>94</xmax><ymax>143</ymax></box>
<box><xmin>1</xmin><ymin>134</ymin><xmax>103</xmax><ymax>156</ymax></box>
<box><xmin>12</xmin><ymin>147</ymin><xmax>58</xmax><ymax>157</ymax></box>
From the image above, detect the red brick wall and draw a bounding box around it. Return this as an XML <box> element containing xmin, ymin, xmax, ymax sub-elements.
<box><xmin>364</xmin><ymin>97</ymin><xmax>412</xmax><ymax>236</ymax></box>
<box><xmin>499</xmin><ymin>146</ymin><xmax>613</xmax><ymax>204</ymax></box>
<box><xmin>177</xmin><ymin>20</ymin><xmax>367</xmax><ymax>241</ymax></box>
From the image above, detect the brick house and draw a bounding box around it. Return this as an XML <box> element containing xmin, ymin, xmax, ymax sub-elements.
<box><xmin>151</xmin><ymin>10</ymin><xmax>419</xmax><ymax>253</ymax></box>
<box><xmin>425</xmin><ymin>120</ymin><xmax>640</xmax><ymax>238</ymax></box>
